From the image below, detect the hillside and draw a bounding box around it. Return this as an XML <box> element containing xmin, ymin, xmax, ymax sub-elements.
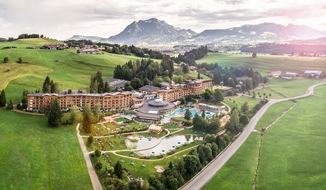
<box><xmin>0</xmin><ymin>39</ymin><xmax>143</xmax><ymax>102</ymax></box>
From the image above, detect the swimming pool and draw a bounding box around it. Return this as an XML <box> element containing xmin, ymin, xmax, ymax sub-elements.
<box><xmin>168</xmin><ymin>108</ymin><xmax>216</xmax><ymax>118</ymax></box>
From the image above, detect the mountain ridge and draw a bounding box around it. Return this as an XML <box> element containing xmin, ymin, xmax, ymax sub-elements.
<box><xmin>66</xmin><ymin>18</ymin><xmax>326</xmax><ymax>45</ymax></box>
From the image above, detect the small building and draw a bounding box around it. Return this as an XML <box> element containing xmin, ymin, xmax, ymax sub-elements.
<box><xmin>139</xmin><ymin>85</ymin><xmax>160</xmax><ymax>94</ymax></box>
<box><xmin>79</xmin><ymin>48</ymin><xmax>99</xmax><ymax>54</ymax></box>
<box><xmin>149</xmin><ymin>125</ymin><xmax>162</xmax><ymax>134</ymax></box>
<box><xmin>159</xmin><ymin>82</ymin><xmax>170</xmax><ymax>89</ymax></box>
<box><xmin>104</xmin><ymin>78</ymin><xmax>129</xmax><ymax>89</ymax></box>
<box><xmin>282</xmin><ymin>72</ymin><xmax>299</xmax><ymax>79</ymax></box>
<box><xmin>268</xmin><ymin>71</ymin><xmax>282</xmax><ymax>78</ymax></box>
<box><xmin>189</xmin><ymin>66</ymin><xmax>197</xmax><ymax>71</ymax></box>
<box><xmin>304</xmin><ymin>70</ymin><xmax>325</xmax><ymax>79</ymax></box>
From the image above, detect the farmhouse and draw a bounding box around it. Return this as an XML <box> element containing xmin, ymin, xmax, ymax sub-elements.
<box><xmin>79</xmin><ymin>48</ymin><xmax>99</xmax><ymax>54</ymax></box>
<box><xmin>282</xmin><ymin>72</ymin><xmax>299</xmax><ymax>79</ymax></box>
<box><xmin>268</xmin><ymin>71</ymin><xmax>282</xmax><ymax>78</ymax></box>
<box><xmin>304</xmin><ymin>70</ymin><xmax>325</xmax><ymax>78</ymax></box>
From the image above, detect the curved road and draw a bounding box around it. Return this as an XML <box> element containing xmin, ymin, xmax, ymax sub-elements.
<box><xmin>181</xmin><ymin>82</ymin><xmax>326</xmax><ymax>190</ymax></box>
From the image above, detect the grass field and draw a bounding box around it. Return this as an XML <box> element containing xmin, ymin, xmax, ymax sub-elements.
<box><xmin>197</xmin><ymin>53</ymin><xmax>326</xmax><ymax>74</ymax></box>
<box><xmin>0</xmin><ymin>110</ymin><xmax>92</xmax><ymax>190</ymax></box>
<box><xmin>0</xmin><ymin>39</ymin><xmax>146</xmax><ymax>102</ymax></box>
<box><xmin>257</xmin><ymin>95</ymin><xmax>326</xmax><ymax>189</ymax></box>
<box><xmin>203</xmin><ymin>133</ymin><xmax>260</xmax><ymax>190</ymax></box>
<box><xmin>205</xmin><ymin>84</ymin><xmax>326</xmax><ymax>189</ymax></box>
<box><xmin>255</xmin><ymin>101</ymin><xmax>294</xmax><ymax>131</ymax></box>
<box><xmin>224</xmin><ymin>95</ymin><xmax>261</xmax><ymax>111</ymax></box>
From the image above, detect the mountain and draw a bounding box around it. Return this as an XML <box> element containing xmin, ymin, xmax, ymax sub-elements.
<box><xmin>66</xmin><ymin>35</ymin><xmax>108</xmax><ymax>42</ymax></box>
<box><xmin>108</xmin><ymin>18</ymin><xmax>197</xmax><ymax>45</ymax></box>
<box><xmin>190</xmin><ymin>23</ymin><xmax>326</xmax><ymax>45</ymax></box>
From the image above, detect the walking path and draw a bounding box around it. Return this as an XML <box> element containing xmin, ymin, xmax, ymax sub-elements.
<box><xmin>181</xmin><ymin>82</ymin><xmax>326</xmax><ymax>190</ymax></box>
<box><xmin>76</xmin><ymin>124</ymin><xmax>102</xmax><ymax>190</ymax></box>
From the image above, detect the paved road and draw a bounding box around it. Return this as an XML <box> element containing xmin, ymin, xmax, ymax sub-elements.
<box><xmin>181</xmin><ymin>82</ymin><xmax>326</xmax><ymax>190</ymax></box>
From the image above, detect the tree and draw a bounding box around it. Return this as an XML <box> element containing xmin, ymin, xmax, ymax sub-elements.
<box><xmin>181</xmin><ymin>64</ymin><xmax>190</xmax><ymax>74</ymax></box>
<box><xmin>197</xmin><ymin>72</ymin><xmax>201</xmax><ymax>79</ymax></box>
<box><xmin>20</xmin><ymin>90</ymin><xmax>29</xmax><ymax>110</ymax></box>
<box><xmin>87</xmin><ymin>135</ymin><xmax>94</xmax><ymax>145</ymax></box>
<box><xmin>17</xmin><ymin>57</ymin><xmax>23</xmax><ymax>63</ymax></box>
<box><xmin>203</xmin><ymin>90</ymin><xmax>212</xmax><ymax>101</ymax></box>
<box><xmin>0</xmin><ymin>90</ymin><xmax>6</xmax><ymax>107</ymax></box>
<box><xmin>47</xmin><ymin>99</ymin><xmax>62</xmax><ymax>127</ymax></box>
<box><xmin>69</xmin><ymin>105</ymin><xmax>79</xmax><ymax>124</ymax></box>
<box><xmin>42</xmin><ymin>76</ymin><xmax>51</xmax><ymax>93</ymax></box>
<box><xmin>104</xmin><ymin>82</ymin><xmax>111</xmax><ymax>93</ymax></box>
<box><xmin>184</xmin><ymin>109</ymin><xmax>191</xmax><ymax>121</ymax></box>
<box><xmin>252</xmin><ymin>52</ymin><xmax>257</xmax><ymax>58</ymax></box>
<box><xmin>201</xmin><ymin>109</ymin><xmax>206</xmax><ymax>119</ymax></box>
<box><xmin>241</xmin><ymin>102</ymin><xmax>249</xmax><ymax>114</ymax></box>
<box><xmin>129</xmin><ymin>179</ymin><xmax>142</xmax><ymax>190</ymax></box>
<box><xmin>93</xmin><ymin>104</ymin><xmax>102</xmax><ymax>122</ymax></box>
<box><xmin>3</xmin><ymin>57</ymin><xmax>9</xmax><ymax>63</ymax></box>
<box><xmin>124</xmin><ymin>82</ymin><xmax>134</xmax><ymax>91</ymax></box>
<box><xmin>184</xmin><ymin>155</ymin><xmax>202</xmax><ymax>180</ymax></box>
<box><xmin>82</xmin><ymin>104</ymin><xmax>93</xmax><ymax>133</ymax></box>
<box><xmin>5</xmin><ymin>99</ymin><xmax>13</xmax><ymax>110</ymax></box>
<box><xmin>114</xmin><ymin>161</ymin><xmax>123</xmax><ymax>179</ymax></box>
<box><xmin>131</xmin><ymin>77</ymin><xmax>144</xmax><ymax>89</ymax></box>
<box><xmin>204</xmin><ymin>134</ymin><xmax>215</xmax><ymax>143</ymax></box>
<box><xmin>239</xmin><ymin>114</ymin><xmax>249</xmax><ymax>126</ymax></box>
<box><xmin>95</xmin><ymin>149</ymin><xmax>101</xmax><ymax>157</ymax></box>
<box><xmin>214</xmin><ymin>90</ymin><xmax>224</xmax><ymax>103</ymax></box>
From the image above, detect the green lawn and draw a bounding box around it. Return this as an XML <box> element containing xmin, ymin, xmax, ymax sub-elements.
<box><xmin>204</xmin><ymin>133</ymin><xmax>260</xmax><ymax>190</ymax></box>
<box><xmin>255</xmin><ymin>101</ymin><xmax>294</xmax><ymax>131</ymax></box>
<box><xmin>0</xmin><ymin>110</ymin><xmax>92</xmax><ymax>190</ymax></box>
<box><xmin>256</xmin><ymin>95</ymin><xmax>326</xmax><ymax>189</ymax></box>
<box><xmin>267</xmin><ymin>78</ymin><xmax>324</xmax><ymax>98</ymax></box>
<box><xmin>224</xmin><ymin>96</ymin><xmax>261</xmax><ymax>111</ymax></box>
<box><xmin>197</xmin><ymin>53</ymin><xmax>326</xmax><ymax>74</ymax></box>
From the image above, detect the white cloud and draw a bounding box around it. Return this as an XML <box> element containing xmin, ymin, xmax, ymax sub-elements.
<box><xmin>0</xmin><ymin>0</ymin><xmax>325</xmax><ymax>39</ymax></box>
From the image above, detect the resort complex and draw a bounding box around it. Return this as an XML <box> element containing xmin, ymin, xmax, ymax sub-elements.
<box><xmin>27</xmin><ymin>79</ymin><xmax>213</xmax><ymax>119</ymax></box>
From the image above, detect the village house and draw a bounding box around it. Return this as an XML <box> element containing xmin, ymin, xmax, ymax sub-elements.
<box><xmin>268</xmin><ymin>71</ymin><xmax>282</xmax><ymax>78</ymax></box>
<box><xmin>282</xmin><ymin>72</ymin><xmax>299</xmax><ymax>79</ymax></box>
<box><xmin>304</xmin><ymin>70</ymin><xmax>325</xmax><ymax>79</ymax></box>
<box><xmin>79</xmin><ymin>48</ymin><xmax>100</xmax><ymax>54</ymax></box>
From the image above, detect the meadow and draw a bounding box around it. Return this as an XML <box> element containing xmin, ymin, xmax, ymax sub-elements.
<box><xmin>0</xmin><ymin>109</ymin><xmax>92</xmax><ymax>190</ymax></box>
<box><xmin>0</xmin><ymin>39</ymin><xmax>147</xmax><ymax>102</ymax></box>
<box><xmin>203</xmin><ymin>133</ymin><xmax>260</xmax><ymax>190</ymax></box>
<box><xmin>205</xmin><ymin>84</ymin><xmax>326</xmax><ymax>189</ymax></box>
<box><xmin>197</xmin><ymin>53</ymin><xmax>326</xmax><ymax>74</ymax></box>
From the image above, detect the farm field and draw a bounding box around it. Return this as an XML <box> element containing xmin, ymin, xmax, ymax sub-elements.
<box><xmin>197</xmin><ymin>53</ymin><xmax>326</xmax><ymax>74</ymax></box>
<box><xmin>205</xmin><ymin>84</ymin><xmax>326</xmax><ymax>189</ymax></box>
<box><xmin>203</xmin><ymin>133</ymin><xmax>260</xmax><ymax>190</ymax></box>
<box><xmin>0</xmin><ymin>110</ymin><xmax>92</xmax><ymax>190</ymax></box>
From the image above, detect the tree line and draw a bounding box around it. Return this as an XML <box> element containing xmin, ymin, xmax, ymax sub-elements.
<box><xmin>173</xmin><ymin>46</ymin><xmax>208</xmax><ymax>65</ymax></box>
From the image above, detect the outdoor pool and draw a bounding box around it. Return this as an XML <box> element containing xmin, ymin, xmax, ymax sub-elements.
<box><xmin>125</xmin><ymin>135</ymin><xmax>203</xmax><ymax>156</ymax></box>
<box><xmin>168</xmin><ymin>108</ymin><xmax>216</xmax><ymax>118</ymax></box>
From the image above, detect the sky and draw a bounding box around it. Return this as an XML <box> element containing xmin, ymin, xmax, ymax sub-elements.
<box><xmin>0</xmin><ymin>0</ymin><xmax>325</xmax><ymax>40</ymax></box>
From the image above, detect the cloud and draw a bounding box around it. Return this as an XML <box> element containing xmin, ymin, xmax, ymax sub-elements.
<box><xmin>0</xmin><ymin>0</ymin><xmax>325</xmax><ymax>39</ymax></box>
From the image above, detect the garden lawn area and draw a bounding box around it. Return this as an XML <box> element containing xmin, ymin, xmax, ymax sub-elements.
<box><xmin>224</xmin><ymin>96</ymin><xmax>261</xmax><ymax>112</ymax></box>
<box><xmin>204</xmin><ymin>133</ymin><xmax>260</xmax><ymax>190</ymax></box>
<box><xmin>255</xmin><ymin>101</ymin><xmax>294</xmax><ymax>131</ymax></box>
<box><xmin>313</xmin><ymin>84</ymin><xmax>326</xmax><ymax>96</ymax></box>
<box><xmin>114</xmin><ymin>117</ymin><xmax>130</xmax><ymax>122</ymax></box>
<box><xmin>197</xmin><ymin>53</ymin><xmax>326</xmax><ymax>74</ymax></box>
<box><xmin>106</xmin><ymin>148</ymin><xmax>194</xmax><ymax>179</ymax></box>
<box><xmin>267</xmin><ymin>78</ymin><xmax>324</xmax><ymax>98</ymax></box>
<box><xmin>0</xmin><ymin>110</ymin><xmax>92</xmax><ymax>190</ymax></box>
<box><xmin>84</xmin><ymin>135</ymin><xmax>128</xmax><ymax>152</ymax></box>
<box><xmin>256</xmin><ymin>95</ymin><xmax>326</xmax><ymax>189</ymax></box>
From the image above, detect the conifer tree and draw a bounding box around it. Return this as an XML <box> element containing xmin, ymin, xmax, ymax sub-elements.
<box><xmin>0</xmin><ymin>90</ymin><xmax>6</xmax><ymax>107</ymax></box>
<box><xmin>48</xmin><ymin>99</ymin><xmax>62</xmax><ymax>127</ymax></box>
